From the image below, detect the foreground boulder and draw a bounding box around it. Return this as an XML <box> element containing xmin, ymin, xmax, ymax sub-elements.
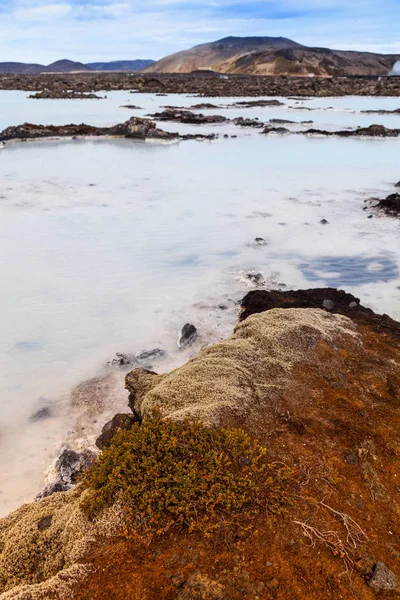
<box><xmin>1</xmin><ymin>293</ymin><xmax>400</xmax><ymax>600</ymax></box>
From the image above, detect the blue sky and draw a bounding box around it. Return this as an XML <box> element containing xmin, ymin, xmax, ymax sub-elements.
<box><xmin>1</xmin><ymin>0</ymin><xmax>400</xmax><ymax>63</ymax></box>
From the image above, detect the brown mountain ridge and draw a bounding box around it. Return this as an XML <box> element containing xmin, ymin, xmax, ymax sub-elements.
<box><xmin>144</xmin><ymin>36</ymin><xmax>400</xmax><ymax>76</ymax></box>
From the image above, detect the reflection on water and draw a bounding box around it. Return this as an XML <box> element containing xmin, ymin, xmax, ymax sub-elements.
<box><xmin>300</xmin><ymin>254</ymin><xmax>399</xmax><ymax>286</ymax></box>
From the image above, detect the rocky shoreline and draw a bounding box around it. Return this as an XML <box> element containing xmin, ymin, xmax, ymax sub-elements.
<box><xmin>2</xmin><ymin>116</ymin><xmax>400</xmax><ymax>147</ymax></box>
<box><xmin>0</xmin><ymin>117</ymin><xmax>217</xmax><ymax>144</ymax></box>
<box><xmin>1</xmin><ymin>287</ymin><xmax>399</xmax><ymax>599</ymax></box>
<box><xmin>2</xmin><ymin>72</ymin><xmax>400</xmax><ymax>97</ymax></box>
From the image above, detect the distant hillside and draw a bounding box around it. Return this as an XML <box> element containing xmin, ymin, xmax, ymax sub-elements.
<box><xmin>0</xmin><ymin>60</ymin><xmax>92</xmax><ymax>74</ymax></box>
<box><xmin>86</xmin><ymin>60</ymin><xmax>155</xmax><ymax>71</ymax></box>
<box><xmin>0</xmin><ymin>59</ymin><xmax>154</xmax><ymax>74</ymax></box>
<box><xmin>144</xmin><ymin>36</ymin><xmax>400</xmax><ymax>76</ymax></box>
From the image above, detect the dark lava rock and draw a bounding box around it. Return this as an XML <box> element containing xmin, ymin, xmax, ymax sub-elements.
<box><xmin>368</xmin><ymin>562</ymin><xmax>397</xmax><ymax>590</ymax></box>
<box><xmin>96</xmin><ymin>413</ymin><xmax>139</xmax><ymax>450</ymax></box>
<box><xmin>246</xmin><ymin>272</ymin><xmax>265</xmax><ymax>286</ymax></box>
<box><xmin>29</xmin><ymin>90</ymin><xmax>102</xmax><ymax>100</ymax></box>
<box><xmin>269</xmin><ymin>118</ymin><xmax>296</xmax><ymax>124</ymax></box>
<box><xmin>361</xmin><ymin>108</ymin><xmax>400</xmax><ymax>115</ymax></box>
<box><xmin>38</xmin><ymin>481</ymin><xmax>70</xmax><ymax>499</ymax></box>
<box><xmin>55</xmin><ymin>448</ymin><xmax>96</xmax><ymax>484</ymax></box>
<box><xmin>233</xmin><ymin>117</ymin><xmax>264</xmax><ymax>128</ymax></box>
<box><xmin>262</xmin><ymin>126</ymin><xmax>290</xmax><ymax>135</ymax></box>
<box><xmin>0</xmin><ymin>117</ymin><xmax>180</xmax><ymax>143</ymax></box>
<box><xmin>376</xmin><ymin>193</ymin><xmax>400</xmax><ymax>217</ymax></box>
<box><xmin>190</xmin><ymin>103</ymin><xmax>220</xmax><ymax>110</ymax></box>
<box><xmin>0</xmin><ymin>122</ymin><xmax>102</xmax><ymax>142</ymax></box>
<box><xmin>136</xmin><ymin>348</ymin><xmax>166</xmax><ymax>362</ymax></box>
<box><xmin>230</xmin><ymin>99</ymin><xmax>284</xmax><ymax>108</ymax></box>
<box><xmin>107</xmin><ymin>352</ymin><xmax>137</xmax><ymax>368</ymax></box>
<box><xmin>320</xmin><ymin>219</ymin><xmax>329</xmax><ymax>225</ymax></box>
<box><xmin>395</xmin><ymin>181</ymin><xmax>400</xmax><ymax>188</ymax></box>
<box><xmin>240</xmin><ymin>288</ymin><xmax>400</xmax><ymax>337</ymax></box>
<box><xmin>37</xmin><ymin>515</ymin><xmax>53</xmax><ymax>530</ymax></box>
<box><xmin>148</xmin><ymin>109</ymin><xmax>228</xmax><ymax>124</ymax></box>
<box><xmin>250</xmin><ymin>237</ymin><xmax>268</xmax><ymax>246</ymax></box>
<box><xmin>29</xmin><ymin>406</ymin><xmax>51</xmax><ymax>422</ymax></box>
<box><xmin>121</xmin><ymin>104</ymin><xmax>142</xmax><ymax>109</ymax></box>
<box><xmin>37</xmin><ymin>447</ymin><xmax>97</xmax><ymax>499</ymax></box>
<box><xmin>106</xmin><ymin>117</ymin><xmax>178</xmax><ymax>140</ymax></box>
<box><xmin>177</xmin><ymin>323</ymin><xmax>198</xmax><ymax>349</ymax></box>
<box><xmin>303</xmin><ymin>124</ymin><xmax>400</xmax><ymax>138</ymax></box>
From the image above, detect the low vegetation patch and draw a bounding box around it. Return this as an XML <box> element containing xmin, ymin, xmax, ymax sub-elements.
<box><xmin>81</xmin><ymin>416</ymin><xmax>296</xmax><ymax>539</ymax></box>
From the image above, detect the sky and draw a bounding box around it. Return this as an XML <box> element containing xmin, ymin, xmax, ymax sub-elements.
<box><xmin>1</xmin><ymin>0</ymin><xmax>400</xmax><ymax>64</ymax></box>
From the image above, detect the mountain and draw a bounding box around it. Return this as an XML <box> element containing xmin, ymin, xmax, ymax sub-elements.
<box><xmin>86</xmin><ymin>60</ymin><xmax>155</xmax><ymax>71</ymax></box>
<box><xmin>144</xmin><ymin>36</ymin><xmax>400</xmax><ymax>76</ymax></box>
<box><xmin>0</xmin><ymin>59</ymin><xmax>154</xmax><ymax>74</ymax></box>
<box><xmin>0</xmin><ymin>60</ymin><xmax>92</xmax><ymax>74</ymax></box>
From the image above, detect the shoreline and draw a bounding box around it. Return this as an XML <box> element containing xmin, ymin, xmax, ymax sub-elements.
<box><xmin>1</xmin><ymin>286</ymin><xmax>399</xmax><ymax>598</ymax></box>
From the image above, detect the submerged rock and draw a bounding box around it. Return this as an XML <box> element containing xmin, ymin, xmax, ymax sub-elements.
<box><xmin>136</xmin><ymin>348</ymin><xmax>166</xmax><ymax>362</ymax></box>
<box><xmin>177</xmin><ymin>323</ymin><xmax>198</xmax><ymax>349</ymax></box>
<box><xmin>29</xmin><ymin>406</ymin><xmax>52</xmax><ymax>422</ymax></box>
<box><xmin>233</xmin><ymin>117</ymin><xmax>264</xmax><ymax>128</ymax></box>
<box><xmin>29</xmin><ymin>90</ymin><xmax>103</xmax><ymax>100</ymax></box>
<box><xmin>107</xmin><ymin>352</ymin><xmax>137</xmax><ymax>368</ymax></box>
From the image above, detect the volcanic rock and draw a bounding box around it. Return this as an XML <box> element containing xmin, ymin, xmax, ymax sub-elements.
<box><xmin>177</xmin><ymin>323</ymin><xmax>198</xmax><ymax>349</ymax></box>
<box><xmin>96</xmin><ymin>413</ymin><xmax>139</xmax><ymax>450</ymax></box>
<box><xmin>148</xmin><ymin>109</ymin><xmax>228</xmax><ymax>124</ymax></box>
<box><xmin>376</xmin><ymin>193</ymin><xmax>400</xmax><ymax>216</ymax></box>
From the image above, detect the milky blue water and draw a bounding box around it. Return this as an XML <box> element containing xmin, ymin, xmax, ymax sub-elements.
<box><xmin>0</xmin><ymin>91</ymin><xmax>399</xmax><ymax>515</ymax></box>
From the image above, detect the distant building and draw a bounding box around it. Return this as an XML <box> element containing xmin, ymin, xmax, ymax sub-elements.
<box><xmin>389</xmin><ymin>60</ymin><xmax>400</xmax><ymax>76</ymax></box>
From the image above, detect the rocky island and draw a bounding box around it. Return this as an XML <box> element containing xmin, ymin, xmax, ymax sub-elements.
<box><xmin>0</xmin><ymin>288</ymin><xmax>399</xmax><ymax>600</ymax></box>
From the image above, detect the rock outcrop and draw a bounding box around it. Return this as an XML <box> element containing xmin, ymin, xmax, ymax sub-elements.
<box><xmin>1</xmin><ymin>289</ymin><xmax>399</xmax><ymax>600</ymax></box>
<box><xmin>0</xmin><ymin>117</ymin><xmax>218</xmax><ymax>144</ymax></box>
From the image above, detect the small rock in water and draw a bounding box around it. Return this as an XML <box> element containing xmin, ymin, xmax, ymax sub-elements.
<box><xmin>246</xmin><ymin>272</ymin><xmax>265</xmax><ymax>287</ymax></box>
<box><xmin>254</xmin><ymin>237</ymin><xmax>267</xmax><ymax>246</ymax></box>
<box><xmin>395</xmin><ymin>181</ymin><xmax>400</xmax><ymax>187</ymax></box>
<box><xmin>368</xmin><ymin>562</ymin><xmax>397</xmax><ymax>590</ymax></box>
<box><xmin>107</xmin><ymin>352</ymin><xmax>136</xmax><ymax>368</ymax></box>
<box><xmin>29</xmin><ymin>406</ymin><xmax>51</xmax><ymax>422</ymax></box>
<box><xmin>177</xmin><ymin>324</ymin><xmax>198</xmax><ymax>349</ymax></box>
<box><xmin>323</xmin><ymin>299</ymin><xmax>335</xmax><ymax>311</ymax></box>
<box><xmin>320</xmin><ymin>219</ymin><xmax>329</xmax><ymax>225</ymax></box>
<box><xmin>135</xmin><ymin>348</ymin><xmax>166</xmax><ymax>362</ymax></box>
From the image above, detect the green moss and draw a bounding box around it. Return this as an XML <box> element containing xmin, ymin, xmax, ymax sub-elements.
<box><xmin>81</xmin><ymin>416</ymin><xmax>295</xmax><ymax>539</ymax></box>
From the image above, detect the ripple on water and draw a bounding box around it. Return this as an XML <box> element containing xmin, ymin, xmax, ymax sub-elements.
<box><xmin>299</xmin><ymin>254</ymin><xmax>399</xmax><ymax>287</ymax></box>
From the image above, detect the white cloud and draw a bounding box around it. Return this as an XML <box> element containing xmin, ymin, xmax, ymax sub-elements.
<box><xmin>13</xmin><ymin>3</ymin><xmax>71</xmax><ymax>21</ymax></box>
